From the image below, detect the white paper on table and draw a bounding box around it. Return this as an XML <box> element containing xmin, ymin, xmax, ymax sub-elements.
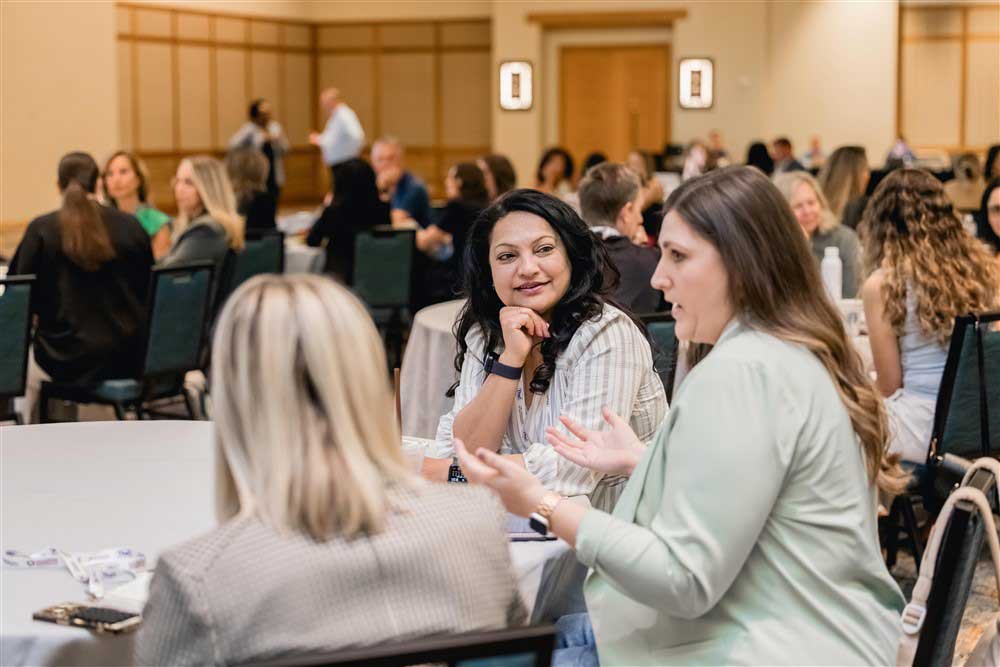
<box><xmin>100</xmin><ymin>571</ymin><xmax>154</xmax><ymax>614</ymax></box>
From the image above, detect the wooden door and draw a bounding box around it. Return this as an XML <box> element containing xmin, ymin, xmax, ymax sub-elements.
<box><xmin>560</xmin><ymin>45</ymin><xmax>671</xmax><ymax>164</ymax></box>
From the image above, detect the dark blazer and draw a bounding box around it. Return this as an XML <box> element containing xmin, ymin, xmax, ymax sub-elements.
<box><xmin>238</xmin><ymin>190</ymin><xmax>277</xmax><ymax>232</ymax></box>
<box><xmin>11</xmin><ymin>207</ymin><xmax>153</xmax><ymax>383</ymax></box>
<box><xmin>602</xmin><ymin>234</ymin><xmax>663</xmax><ymax>314</ymax></box>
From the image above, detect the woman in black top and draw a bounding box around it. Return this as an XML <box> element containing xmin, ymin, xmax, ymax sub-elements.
<box><xmin>306</xmin><ymin>158</ymin><xmax>389</xmax><ymax>284</ymax></box>
<box><xmin>413</xmin><ymin>163</ymin><xmax>489</xmax><ymax>308</ymax></box>
<box><xmin>11</xmin><ymin>152</ymin><xmax>153</xmax><ymax>411</ymax></box>
<box><xmin>226</xmin><ymin>147</ymin><xmax>277</xmax><ymax>232</ymax></box>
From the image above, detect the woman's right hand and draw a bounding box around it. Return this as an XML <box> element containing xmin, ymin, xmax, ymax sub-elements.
<box><xmin>546</xmin><ymin>407</ymin><xmax>644</xmax><ymax>477</ymax></box>
<box><xmin>498</xmin><ymin>306</ymin><xmax>549</xmax><ymax>366</ymax></box>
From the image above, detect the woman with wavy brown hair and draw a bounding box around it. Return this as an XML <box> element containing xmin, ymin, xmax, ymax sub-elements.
<box><xmin>458</xmin><ymin>167</ymin><xmax>906</xmax><ymax>665</ymax></box>
<box><xmin>860</xmin><ymin>168</ymin><xmax>1000</xmax><ymax>463</ymax></box>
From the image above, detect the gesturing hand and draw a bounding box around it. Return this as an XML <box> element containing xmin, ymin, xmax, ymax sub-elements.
<box><xmin>498</xmin><ymin>306</ymin><xmax>550</xmax><ymax>366</ymax></box>
<box><xmin>455</xmin><ymin>439</ymin><xmax>546</xmax><ymax>517</ymax></box>
<box><xmin>546</xmin><ymin>407</ymin><xmax>644</xmax><ymax>477</ymax></box>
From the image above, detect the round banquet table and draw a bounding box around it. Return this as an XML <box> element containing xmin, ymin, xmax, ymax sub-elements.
<box><xmin>400</xmin><ymin>299</ymin><xmax>465</xmax><ymax>438</ymax></box>
<box><xmin>1</xmin><ymin>421</ymin><xmax>566</xmax><ymax>667</ymax></box>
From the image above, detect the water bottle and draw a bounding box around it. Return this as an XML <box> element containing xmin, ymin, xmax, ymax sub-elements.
<box><xmin>821</xmin><ymin>246</ymin><xmax>843</xmax><ymax>302</ymax></box>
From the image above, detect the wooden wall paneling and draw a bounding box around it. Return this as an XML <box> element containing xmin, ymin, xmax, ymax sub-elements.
<box><xmin>373</xmin><ymin>25</ymin><xmax>382</xmax><ymax>139</ymax></box>
<box><xmin>282</xmin><ymin>150</ymin><xmax>321</xmax><ymax>201</ymax></box>
<box><xmin>380</xmin><ymin>23</ymin><xmax>435</xmax><ymax>48</ymax></box>
<box><xmin>440</xmin><ymin>21</ymin><xmax>490</xmax><ymax>47</ymax></box>
<box><xmin>135</xmin><ymin>42</ymin><xmax>175</xmax><ymax>151</ymax></box>
<box><xmin>282</xmin><ymin>53</ymin><xmax>313</xmax><ymax>146</ymax></box>
<box><xmin>134</xmin><ymin>7</ymin><xmax>172</xmax><ymax>37</ymax></box>
<box><xmin>379</xmin><ymin>53</ymin><xmax>435</xmax><ymax>146</ymax></box>
<box><xmin>967</xmin><ymin>6</ymin><xmax>1000</xmax><ymax>36</ymax></box>
<box><xmin>170</xmin><ymin>11</ymin><xmax>181</xmax><ymax>150</ymax></box>
<box><xmin>177</xmin><ymin>46</ymin><xmax>214</xmax><ymax>150</ymax></box>
<box><xmin>285</xmin><ymin>24</ymin><xmax>312</xmax><ymax>49</ymax></box>
<box><xmin>318</xmin><ymin>24</ymin><xmax>375</xmax><ymax>50</ymax></box>
<box><xmin>251</xmin><ymin>51</ymin><xmax>282</xmax><ymax>118</ymax></box>
<box><xmin>215</xmin><ymin>48</ymin><xmax>249</xmax><ymax>149</ymax></box>
<box><xmin>176</xmin><ymin>13</ymin><xmax>210</xmax><ymax>40</ymax></box>
<box><xmin>900</xmin><ymin>41</ymin><xmax>962</xmax><ymax>146</ymax></box>
<box><xmin>440</xmin><ymin>51</ymin><xmax>491</xmax><ymax>147</ymax></box>
<box><xmin>965</xmin><ymin>38</ymin><xmax>1000</xmax><ymax>148</ymax></box>
<box><xmin>215</xmin><ymin>16</ymin><xmax>247</xmax><ymax>44</ymax></box>
<box><xmin>117</xmin><ymin>6</ymin><xmax>132</xmax><ymax>35</ymax></box>
<box><xmin>318</xmin><ymin>54</ymin><xmax>377</xmax><ymax>136</ymax></box>
<box><xmin>144</xmin><ymin>155</ymin><xmax>184</xmax><ymax>212</ymax></box>
<box><xmin>901</xmin><ymin>6</ymin><xmax>963</xmax><ymax>37</ymax></box>
<box><xmin>208</xmin><ymin>16</ymin><xmax>218</xmax><ymax>149</ymax></box>
<box><xmin>250</xmin><ymin>20</ymin><xmax>280</xmax><ymax>46</ymax></box>
<box><xmin>433</xmin><ymin>25</ymin><xmax>442</xmax><ymax>200</ymax></box>
<box><xmin>118</xmin><ymin>41</ymin><xmax>134</xmax><ymax>148</ymax></box>
<box><xmin>402</xmin><ymin>148</ymin><xmax>438</xmax><ymax>197</ymax></box>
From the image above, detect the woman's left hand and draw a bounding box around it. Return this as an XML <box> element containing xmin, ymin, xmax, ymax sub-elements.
<box><xmin>455</xmin><ymin>439</ymin><xmax>546</xmax><ymax>517</ymax></box>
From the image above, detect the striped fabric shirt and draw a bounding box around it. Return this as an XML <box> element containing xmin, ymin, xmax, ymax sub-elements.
<box><xmin>432</xmin><ymin>304</ymin><xmax>668</xmax><ymax>511</ymax></box>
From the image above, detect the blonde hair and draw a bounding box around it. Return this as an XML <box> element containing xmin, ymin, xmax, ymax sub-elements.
<box><xmin>173</xmin><ymin>155</ymin><xmax>245</xmax><ymax>251</ymax></box>
<box><xmin>772</xmin><ymin>171</ymin><xmax>840</xmax><ymax>235</ymax></box>
<box><xmin>818</xmin><ymin>146</ymin><xmax>869</xmax><ymax>218</ymax></box>
<box><xmin>860</xmin><ymin>168</ymin><xmax>1000</xmax><ymax>345</ymax></box>
<box><xmin>211</xmin><ymin>274</ymin><xmax>414</xmax><ymax>540</ymax></box>
<box><xmin>670</xmin><ymin>167</ymin><xmax>907</xmax><ymax>496</ymax></box>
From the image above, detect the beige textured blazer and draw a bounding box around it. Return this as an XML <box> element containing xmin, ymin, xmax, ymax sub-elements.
<box><xmin>135</xmin><ymin>483</ymin><xmax>526</xmax><ymax>666</ymax></box>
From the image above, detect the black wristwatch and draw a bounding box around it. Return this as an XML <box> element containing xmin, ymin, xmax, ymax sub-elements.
<box><xmin>447</xmin><ymin>457</ymin><xmax>467</xmax><ymax>483</ymax></box>
<box><xmin>484</xmin><ymin>353</ymin><xmax>523</xmax><ymax>380</ymax></box>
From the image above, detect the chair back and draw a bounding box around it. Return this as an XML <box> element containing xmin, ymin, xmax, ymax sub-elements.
<box><xmin>929</xmin><ymin>312</ymin><xmax>1000</xmax><ymax>462</ymax></box>
<box><xmin>0</xmin><ymin>275</ymin><xmax>34</xmax><ymax>398</ymax></box>
<box><xmin>640</xmin><ymin>312</ymin><xmax>678</xmax><ymax>403</ymax></box>
<box><xmin>909</xmin><ymin>463</ymin><xmax>998</xmax><ymax>666</ymax></box>
<box><xmin>214</xmin><ymin>230</ymin><xmax>285</xmax><ymax>312</ymax></box>
<box><xmin>353</xmin><ymin>229</ymin><xmax>415</xmax><ymax>309</ymax></box>
<box><xmin>142</xmin><ymin>262</ymin><xmax>215</xmax><ymax>378</ymax></box>
<box><xmin>243</xmin><ymin>625</ymin><xmax>555</xmax><ymax>667</ymax></box>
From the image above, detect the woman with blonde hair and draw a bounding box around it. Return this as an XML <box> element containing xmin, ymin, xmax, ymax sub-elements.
<box><xmin>160</xmin><ymin>155</ymin><xmax>244</xmax><ymax>275</ymax></box>
<box><xmin>136</xmin><ymin>274</ymin><xmax>525</xmax><ymax>666</ymax></box>
<box><xmin>818</xmin><ymin>145</ymin><xmax>870</xmax><ymax>228</ymax></box>
<box><xmin>860</xmin><ymin>168</ymin><xmax>1000</xmax><ymax>463</ymax></box>
<box><xmin>773</xmin><ymin>170</ymin><xmax>862</xmax><ymax>297</ymax></box>
<box><xmin>101</xmin><ymin>150</ymin><xmax>172</xmax><ymax>258</ymax></box>
<box><xmin>459</xmin><ymin>167</ymin><xmax>906</xmax><ymax>666</ymax></box>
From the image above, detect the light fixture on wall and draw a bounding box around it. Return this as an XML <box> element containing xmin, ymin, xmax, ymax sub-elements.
<box><xmin>678</xmin><ymin>58</ymin><xmax>714</xmax><ymax>110</ymax></box>
<box><xmin>499</xmin><ymin>61</ymin><xmax>533</xmax><ymax>111</ymax></box>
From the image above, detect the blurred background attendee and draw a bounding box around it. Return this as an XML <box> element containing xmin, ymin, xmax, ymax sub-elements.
<box><xmin>681</xmin><ymin>140</ymin><xmax>708</xmax><ymax>181</ymax></box>
<box><xmin>413</xmin><ymin>162</ymin><xmax>489</xmax><ymax>308</ymax></box>
<box><xmin>161</xmin><ymin>156</ymin><xmax>245</xmax><ymax>283</ymax></box>
<box><xmin>944</xmin><ymin>152</ymin><xmax>986</xmax><ymax>212</ymax></box>
<box><xmin>818</xmin><ymin>145</ymin><xmax>870</xmax><ymax>230</ymax></box>
<box><xmin>477</xmin><ymin>154</ymin><xmax>517</xmax><ymax>202</ymax></box>
<box><xmin>579</xmin><ymin>162</ymin><xmax>662</xmax><ymax>313</ymax></box>
<box><xmin>771</xmin><ymin>136</ymin><xmax>805</xmax><ymax>173</ymax></box>
<box><xmin>226</xmin><ymin>147</ymin><xmax>276</xmax><ymax>233</ymax></box>
<box><xmin>774</xmin><ymin>171</ymin><xmax>861</xmax><ymax>298</ymax></box>
<box><xmin>626</xmin><ymin>149</ymin><xmax>666</xmax><ymax>241</ymax></box>
<box><xmin>707</xmin><ymin>130</ymin><xmax>730</xmax><ymax>167</ymax></box>
<box><xmin>859</xmin><ymin>169</ymin><xmax>1000</xmax><ymax>463</ymax></box>
<box><xmin>136</xmin><ymin>274</ymin><xmax>525</xmax><ymax>667</ymax></box>
<box><xmin>885</xmin><ymin>135</ymin><xmax>916</xmax><ymax>168</ymax></box>
<box><xmin>535</xmin><ymin>146</ymin><xmax>574</xmax><ymax>197</ymax></box>
<box><xmin>745</xmin><ymin>141</ymin><xmax>774</xmax><ymax>176</ymax></box>
<box><xmin>371</xmin><ymin>136</ymin><xmax>430</xmax><ymax>228</ymax></box>
<box><xmin>11</xmin><ymin>152</ymin><xmax>152</xmax><ymax>421</ymax></box>
<box><xmin>803</xmin><ymin>136</ymin><xmax>825</xmax><ymax>170</ymax></box>
<box><xmin>306</xmin><ymin>158</ymin><xmax>388</xmax><ymax>285</ymax></box>
<box><xmin>228</xmin><ymin>98</ymin><xmax>289</xmax><ymax>204</ymax></box>
<box><xmin>985</xmin><ymin>144</ymin><xmax>1000</xmax><ymax>181</ymax></box>
<box><xmin>976</xmin><ymin>177</ymin><xmax>1000</xmax><ymax>258</ymax></box>
<box><xmin>564</xmin><ymin>152</ymin><xmax>608</xmax><ymax>215</ymax></box>
<box><xmin>101</xmin><ymin>150</ymin><xmax>171</xmax><ymax>259</ymax></box>
<box><xmin>309</xmin><ymin>88</ymin><xmax>365</xmax><ymax>188</ymax></box>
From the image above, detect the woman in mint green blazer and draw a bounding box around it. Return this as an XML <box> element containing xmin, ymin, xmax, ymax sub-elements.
<box><xmin>458</xmin><ymin>166</ymin><xmax>908</xmax><ymax>666</ymax></box>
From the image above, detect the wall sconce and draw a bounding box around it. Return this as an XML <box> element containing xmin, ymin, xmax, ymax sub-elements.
<box><xmin>678</xmin><ymin>58</ymin><xmax>714</xmax><ymax>110</ymax></box>
<box><xmin>499</xmin><ymin>61</ymin><xmax>533</xmax><ymax>111</ymax></box>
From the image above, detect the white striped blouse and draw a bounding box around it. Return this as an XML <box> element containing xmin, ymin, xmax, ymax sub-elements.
<box><xmin>431</xmin><ymin>303</ymin><xmax>668</xmax><ymax>511</ymax></box>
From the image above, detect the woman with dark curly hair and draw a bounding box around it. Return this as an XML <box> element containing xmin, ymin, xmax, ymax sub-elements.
<box><xmin>860</xmin><ymin>168</ymin><xmax>1000</xmax><ymax>462</ymax></box>
<box><xmin>535</xmin><ymin>147</ymin><xmax>575</xmax><ymax>197</ymax></box>
<box><xmin>422</xmin><ymin>189</ymin><xmax>667</xmax><ymax>510</ymax></box>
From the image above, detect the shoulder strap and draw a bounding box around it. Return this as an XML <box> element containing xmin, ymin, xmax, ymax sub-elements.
<box><xmin>897</xmin><ymin>460</ymin><xmax>1000</xmax><ymax>666</ymax></box>
<box><xmin>974</xmin><ymin>319</ymin><xmax>991</xmax><ymax>457</ymax></box>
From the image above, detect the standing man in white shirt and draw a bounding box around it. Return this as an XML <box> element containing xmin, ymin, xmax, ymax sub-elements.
<box><xmin>229</xmin><ymin>98</ymin><xmax>289</xmax><ymax>204</ymax></box>
<box><xmin>309</xmin><ymin>88</ymin><xmax>365</xmax><ymax>189</ymax></box>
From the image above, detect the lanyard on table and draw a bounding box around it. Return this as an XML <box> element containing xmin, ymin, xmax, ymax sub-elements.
<box><xmin>4</xmin><ymin>547</ymin><xmax>147</xmax><ymax>597</ymax></box>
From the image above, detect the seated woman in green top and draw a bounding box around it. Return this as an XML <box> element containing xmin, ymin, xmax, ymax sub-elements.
<box><xmin>102</xmin><ymin>151</ymin><xmax>172</xmax><ymax>259</ymax></box>
<box><xmin>458</xmin><ymin>166</ymin><xmax>908</xmax><ymax>666</ymax></box>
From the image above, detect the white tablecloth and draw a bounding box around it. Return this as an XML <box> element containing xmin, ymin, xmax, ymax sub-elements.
<box><xmin>400</xmin><ymin>299</ymin><xmax>465</xmax><ymax>438</ymax></box>
<box><xmin>284</xmin><ymin>241</ymin><xmax>325</xmax><ymax>274</ymax></box>
<box><xmin>1</xmin><ymin>421</ymin><xmax>566</xmax><ymax>666</ymax></box>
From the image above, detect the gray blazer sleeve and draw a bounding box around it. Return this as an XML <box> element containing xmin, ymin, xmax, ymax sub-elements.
<box><xmin>135</xmin><ymin>554</ymin><xmax>217</xmax><ymax>666</ymax></box>
<box><xmin>838</xmin><ymin>227</ymin><xmax>862</xmax><ymax>298</ymax></box>
<box><xmin>159</xmin><ymin>225</ymin><xmax>229</xmax><ymax>269</ymax></box>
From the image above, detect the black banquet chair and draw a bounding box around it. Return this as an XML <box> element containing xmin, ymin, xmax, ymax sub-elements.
<box><xmin>639</xmin><ymin>312</ymin><xmax>678</xmax><ymax>403</ymax></box>
<box><xmin>0</xmin><ymin>274</ymin><xmax>35</xmax><ymax>424</ymax></box>
<box><xmin>39</xmin><ymin>261</ymin><xmax>215</xmax><ymax>421</ymax></box>
<box><xmin>353</xmin><ymin>227</ymin><xmax>416</xmax><ymax>369</ymax></box>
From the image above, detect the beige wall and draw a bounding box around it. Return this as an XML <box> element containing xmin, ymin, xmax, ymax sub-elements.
<box><xmin>307</xmin><ymin>1</ymin><xmax>490</xmax><ymax>22</ymax></box>
<box><xmin>127</xmin><ymin>0</ymin><xmax>310</xmax><ymax>19</ymax></box>
<box><xmin>764</xmin><ymin>1</ymin><xmax>898</xmax><ymax>163</ymax></box>
<box><xmin>1</xmin><ymin>1</ymin><xmax>119</xmax><ymax>234</ymax></box>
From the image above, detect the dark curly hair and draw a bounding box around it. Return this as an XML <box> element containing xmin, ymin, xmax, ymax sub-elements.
<box><xmin>535</xmin><ymin>147</ymin><xmax>575</xmax><ymax>186</ymax></box>
<box><xmin>975</xmin><ymin>176</ymin><xmax>1000</xmax><ymax>254</ymax></box>
<box><xmin>447</xmin><ymin>188</ymin><xmax>623</xmax><ymax>396</ymax></box>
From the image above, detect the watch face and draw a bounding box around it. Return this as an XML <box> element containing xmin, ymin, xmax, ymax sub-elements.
<box><xmin>448</xmin><ymin>463</ymin><xmax>467</xmax><ymax>483</ymax></box>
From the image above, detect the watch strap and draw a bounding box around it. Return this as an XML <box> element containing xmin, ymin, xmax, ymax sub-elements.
<box><xmin>485</xmin><ymin>353</ymin><xmax>523</xmax><ymax>380</ymax></box>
